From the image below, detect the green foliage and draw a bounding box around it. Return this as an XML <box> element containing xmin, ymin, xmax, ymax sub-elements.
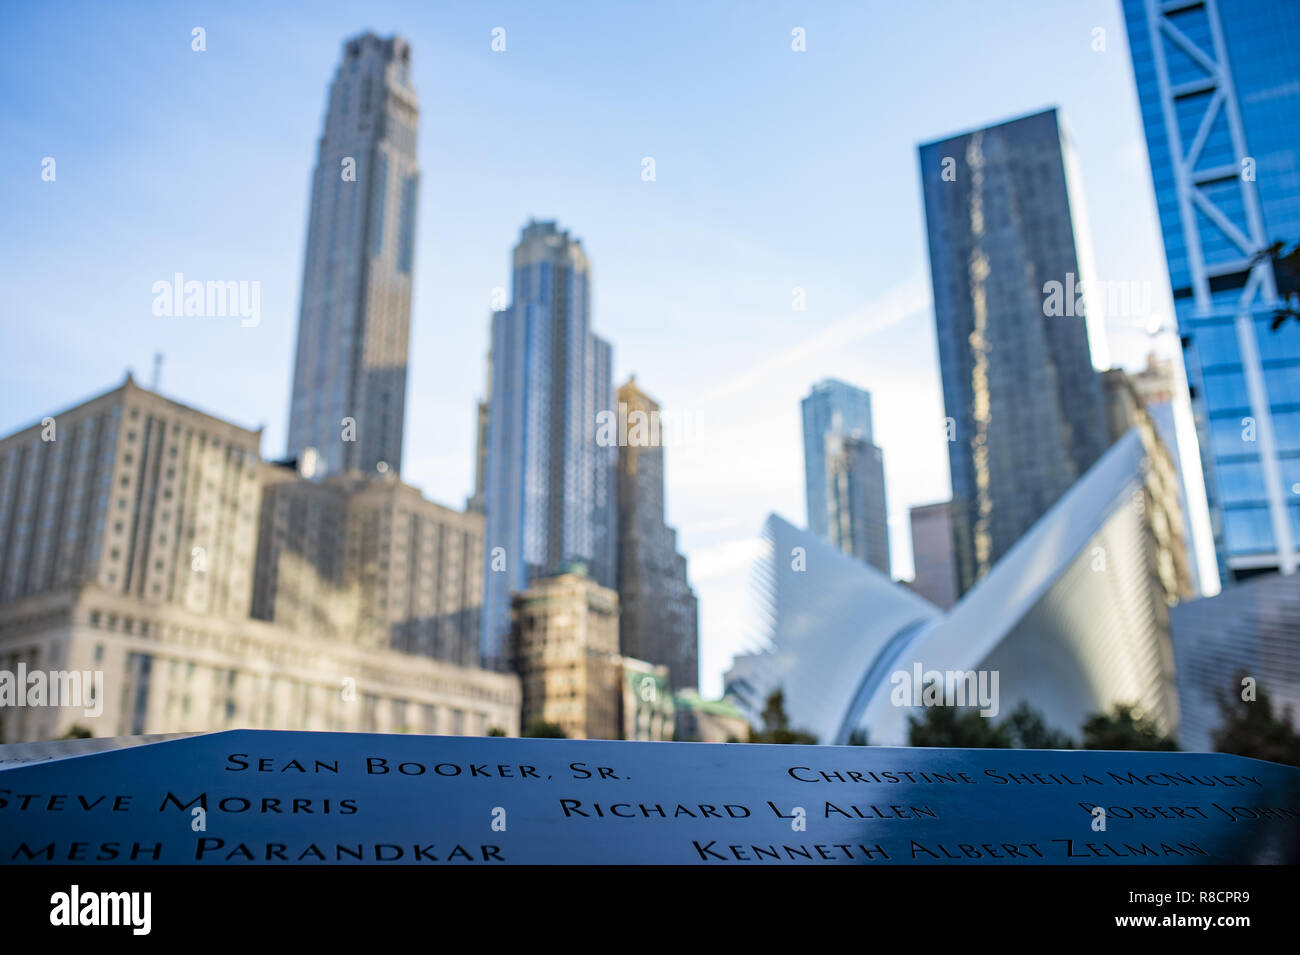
<box><xmin>908</xmin><ymin>705</ymin><xmax>1012</xmax><ymax>748</ymax></box>
<box><xmin>1002</xmin><ymin>701</ymin><xmax>1074</xmax><ymax>749</ymax></box>
<box><xmin>523</xmin><ymin>719</ymin><xmax>567</xmax><ymax>739</ymax></box>
<box><xmin>1212</xmin><ymin>675</ymin><xmax>1300</xmax><ymax>767</ymax></box>
<box><xmin>58</xmin><ymin>725</ymin><xmax>94</xmax><ymax>740</ymax></box>
<box><xmin>1081</xmin><ymin>703</ymin><xmax>1178</xmax><ymax>751</ymax></box>
<box><xmin>747</xmin><ymin>689</ymin><xmax>818</xmax><ymax>744</ymax></box>
<box><xmin>906</xmin><ymin>702</ymin><xmax>1073</xmax><ymax>749</ymax></box>
<box><xmin>486</xmin><ymin>726</ymin><xmax>507</xmax><ymax>737</ymax></box>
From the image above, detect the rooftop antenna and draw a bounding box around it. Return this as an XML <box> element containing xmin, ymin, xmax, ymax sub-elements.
<box><xmin>151</xmin><ymin>353</ymin><xmax>163</xmax><ymax>391</ymax></box>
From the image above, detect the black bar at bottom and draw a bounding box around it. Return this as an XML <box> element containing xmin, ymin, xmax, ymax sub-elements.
<box><xmin>0</xmin><ymin>864</ymin><xmax>1287</xmax><ymax>940</ymax></box>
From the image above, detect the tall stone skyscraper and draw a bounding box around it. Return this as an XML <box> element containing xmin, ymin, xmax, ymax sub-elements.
<box><xmin>615</xmin><ymin>376</ymin><xmax>699</xmax><ymax>691</ymax></box>
<box><xmin>801</xmin><ymin>379</ymin><xmax>890</xmax><ymax>575</ymax></box>
<box><xmin>286</xmin><ymin>33</ymin><xmax>420</xmax><ymax>477</ymax></box>
<box><xmin>1122</xmin><ymin>0</ymin><xmax>1299</xmax><ymax>582</ymax></box>
<box><xmin>919</xmin><ymin>108</ymin><xmax>1109</xmax><ymax>595</ymax></box>
<box><xmin>481</xmin><ymin>220</ymin><xmax>617</xmax><ymax>666</ymax></box>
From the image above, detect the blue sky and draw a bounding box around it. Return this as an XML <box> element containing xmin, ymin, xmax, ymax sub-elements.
<box><xmin>1</xmin><ymin>0</ymin><xmax>1181</xmax><ymax>695</ymax></box>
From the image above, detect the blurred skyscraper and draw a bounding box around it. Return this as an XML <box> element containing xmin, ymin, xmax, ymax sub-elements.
<box><xmin>510</xmin><ymin>567</ymin><xmax>621</xmax><ymax>740</ymax></box>
<box><xmin>800</xmin><ymin>379</ymin><xmax>890</xmax><ymax>575</ymax></box>
<box><xmin>615</xmin><ymin>376</ymin><xmax>699</xmax><ymax>691</ymax></box>
<box><xmin>466</xmin><ymin>344</ymin><xmax>490</xmax><ymax>514</ymax></box>
<box><xmin>286</xmin><ymin>33</ymin><xmax>420</xmax><ymax>477</ymax></box>
<box><xmin>919</xmin><ymin>108</ymin><xmax>1110</xmax><ymax>595</ymax></box>
<box><xmin>481</xmin><ymin>221</ymin><xmax>617</xmax><ymax>667</ymax></box>
<box><xmin>1122</xmin><ymin>0</ymin><xmax>1300</xmax><ymax>582</ymax></box>
<box><xmin>908</xmin><ymin>500</ymin><xmax>957</xmax><ymax>610</ymax></box>
<box><xmin>1102</xmin><ymin>356</ymin><xmax>1203</xmax><ymax>595</ymax></box>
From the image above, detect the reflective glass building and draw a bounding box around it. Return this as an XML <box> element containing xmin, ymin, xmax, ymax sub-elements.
<box><xmin>481</xmin><ymin>221</ymin><xmax>617</xmax><ymax>666</ymax></box>
<box><xmin>918</xmin><ymin>109</ymin><xmax>1110</xmax><ymax>595</ymax></box>
<box><xmin>1122</xmin><ymin>0</ymin><xmax>1300</xmax><ymax>580</ymax></box>
<box><xmin>286</xmin><ymin>33</ymin><xmax>420</xmax><ymax>477</ymax></box>
<box><xmin>800</xmin><ymin>379</ymin><xmax>889</xmax><ymax>575</ymax></box>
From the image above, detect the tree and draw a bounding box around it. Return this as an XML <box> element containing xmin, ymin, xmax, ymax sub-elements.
<box><xmin>523</xmin><ymin>719</ymin><xmax>567</xmax><ymax>739</ymax></box>
<box><xmin>486</xmin><ymin>727</ymin><xmax>507</xmax><ymax>737</ymax></box>
<box><xmin>1211</xmin><ymin>675</ymin><xmax>1300</xmax><ymax>767</ymax></box>
<box><xmin>58</xmin><ymin>725</ymin><xmax>94</xmax><ymax>740</ymax></box>
<box><xmin>1251</xmin><ymin>240</ymin><xmax>1300</xmax><ymax>329</ymax></box>
<box><xmin>747</xmin><ymin>689</ymin><xmax>818</xmax><ymax>744</ymax></box>
<box><xmin>1081</xmin><ymin>703</ymin><xmax>1177</xmax><ymax>751</ymax></box>
<box><xmin>907</xmin><ymin>705</ymin><xmax>1012</xmax><ymax>748</ymax></box>
<box><xmin>1002</xmin><ymin>701</ymin><xmax>1074</xmax><ymax>749</ymax></box>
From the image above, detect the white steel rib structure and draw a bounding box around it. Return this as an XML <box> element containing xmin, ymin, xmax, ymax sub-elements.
<box><xmin>725</xmin><ymin>425</ymin><xmax>1193</xmax><ymax>745</ymax></box>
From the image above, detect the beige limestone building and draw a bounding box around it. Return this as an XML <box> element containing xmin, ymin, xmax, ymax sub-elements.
<box><xmin>510</xmin><ymin>567</ymin><xmax>621</xmax><ymax>740</ymax></box>
<box><xmin>253</xmin><ymin>467</ymin><xmax>484</xmax><ymax>664</ymax></box>
<box><xmin>615</xmin><ymin>377</ymin><xmax>698</xmax><ymax>692</ymax></box>
<box><xmin>0</xmin><ymin>376</ymin><xmax>518</xmax><ymax>743</ymax></box>
<box><xmin>0</xmin><ymin>586</ymin><xmax>518</xmax><ymax>742</ymax></box>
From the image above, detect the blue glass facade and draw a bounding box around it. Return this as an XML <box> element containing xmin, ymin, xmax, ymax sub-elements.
<box><xmin>1122</xmin><ymin>0</ymin><xmax>1300</xmax><ymax>578</ymax></box>
<box><xmin>918</xmin><ymin>109</ymin><xmax>1110</xmax><ymax>595</ymax></box>
<box><xmin>800</xmin><ymin>380</ymin><xmax>889</xmax><ymax>574</ymax></box>
<box><xmin>481</xmin><ymin>221</ymin><xmax>617</xmax><ymax>666</ymax></box>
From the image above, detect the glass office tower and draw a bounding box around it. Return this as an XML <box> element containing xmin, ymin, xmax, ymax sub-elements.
<box><xmin>918</xmin><ymin>109</ymin><xmax>1110</xmax><ymax>595</ymax></box>
<box><xmin>1122</xmin><ymin>0</ymin><xmax>1300</xmax><ymax>581</ymax></box>
<box><xmin>801</xmin><ymin>379</ymin><xmax>890</xmax><ymax>575</ymax></box>
<box><xmin>480</xmin><ymin>221</ymin><xmax>617</xmax><ymax>666</ymax></box>
<box><xmin>286</xmin><ymin>34</ymin><xmax>420</xmax><ymax>477</ymax></box>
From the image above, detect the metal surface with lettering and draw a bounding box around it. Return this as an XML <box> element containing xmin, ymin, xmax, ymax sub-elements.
<box><xmin>1</xmin><ymin>731</ymin><xmax>1297</xmax><ymax>864</ymax></box>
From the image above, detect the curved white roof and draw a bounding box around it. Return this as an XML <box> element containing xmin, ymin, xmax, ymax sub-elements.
<box><xmin>736</xmin><ymin>429</ymin><xmax>1182</xmax><ymax>745</ymax></box>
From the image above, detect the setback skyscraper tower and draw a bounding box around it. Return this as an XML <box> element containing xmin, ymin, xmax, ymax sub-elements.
<box><xmin>1121</xmin><ymin>0</ymin><xmax>1299</xmax><ymax>581</ymax></box>
<box><xmin>286</xmin><ymin>33</ymin><xmax>420</xmax><ymax>477</ymax></box>
<box><xmin>801</xmin><ymin>379</ymin><xmax>891</xmax><ymax>576</ymax></box>
<box><xmin>615</xmin><ymin>376</ymin><xmax>699</xmax><ymax>691</ymax></box>
<box><xmin>919</xmin><ymin>108</ymin><xmax>1110</xmax><ymax>595</ymax></box>
<box><xmin>481</xmin><ymin>220</ymin><xmax>617</xmax><ymax>667</ymax></box>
